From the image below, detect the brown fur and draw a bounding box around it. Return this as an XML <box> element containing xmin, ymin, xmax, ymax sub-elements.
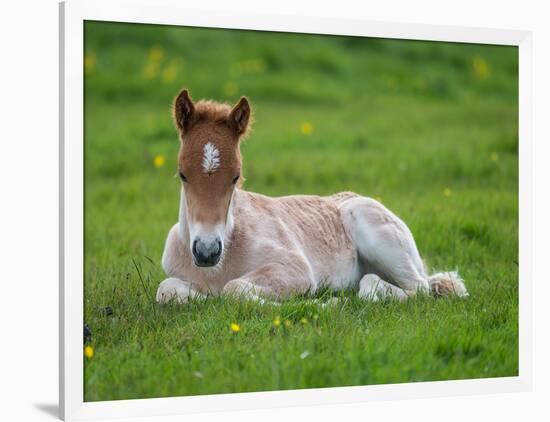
<box><xmin>173</xmin><ymin>89</ymin><xmax>253</xmax><ymax>138</ymax></box>
<box><xmin>173</xmin><ymin>89</ymin><xmax>252</xmax><ymax>227</ymax></box>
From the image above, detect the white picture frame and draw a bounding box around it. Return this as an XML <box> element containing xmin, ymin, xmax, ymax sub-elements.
<box><xmin>60</xmin><ymin>0</ymin><xmax>533</xmax><ymax>420</ymax></box>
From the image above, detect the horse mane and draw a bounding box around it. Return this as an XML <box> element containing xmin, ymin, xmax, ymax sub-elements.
<box><xmin>189</xmin><ymin>99</ymin><xmax>253</xmax><ymax>139</ymax></box>
<box><xmin>194</xmin><ymin>100</ymin><xmax>233</xmax><ymax>124</ymax></box>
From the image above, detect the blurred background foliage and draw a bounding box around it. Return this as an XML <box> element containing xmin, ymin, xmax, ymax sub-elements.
<box><xmin>84</xmin><ymin>21</ymin><xmax>517</xmax><ymax>198</ymax></box>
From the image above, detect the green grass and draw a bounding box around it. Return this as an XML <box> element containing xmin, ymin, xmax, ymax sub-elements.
<box><xmin>83</xmin><ymin>21</ymin><xmax>518</xmax><ymax>401</ymax></box>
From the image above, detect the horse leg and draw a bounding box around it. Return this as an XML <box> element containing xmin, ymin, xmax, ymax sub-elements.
<box><xmin>156</xmin><ymin>277</ymin><xmax>206</xmax><ymax>304</ymax></box>
<box><xmin>341</xmin><ymin>197</ymin><xmax>430</xmax><ymax>297</ymax></box>
<box><xmin>358</xmin><ymin>273</ymin><xmax>410</xmax><ymax>301</ymax></box>
<box><xmin>222</xmin><ymin>259</ymin><xmax>315</xmax><ymax>301</ymax></box>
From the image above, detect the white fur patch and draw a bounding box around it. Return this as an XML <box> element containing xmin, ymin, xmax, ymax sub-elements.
<box><xmin>202</xmin><ymin>142</ymin><xmax>220</xmax><ymax>174</ymax></box>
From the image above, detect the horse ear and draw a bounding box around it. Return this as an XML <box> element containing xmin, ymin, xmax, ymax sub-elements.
<box><xmin>228</xmin><ymin>97</ymin><xmax>251</xmax><ymax>137</ymax></box>
<box><xmin>173</xmin><ymin>89</ymin><xmax>195</xmax><ymax>132</ymax></box>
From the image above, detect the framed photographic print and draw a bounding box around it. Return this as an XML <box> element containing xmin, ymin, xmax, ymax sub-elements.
<box><xmin>60</xmin><ymin>0</ymin><xmax>532</xmax><ymax>420</ymax></box>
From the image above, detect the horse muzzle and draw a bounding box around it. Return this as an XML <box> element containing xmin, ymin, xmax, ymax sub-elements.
<box><xmin>192</xmin><ymin>237</ymin><xmax>222</xmax><ymax>267</ymax></box>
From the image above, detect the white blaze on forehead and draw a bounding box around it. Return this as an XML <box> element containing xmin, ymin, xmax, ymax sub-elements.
<box><xmin>202</xmin><ymin>142</ymin><xmax>220</xmax><ymax>174</ymax></box>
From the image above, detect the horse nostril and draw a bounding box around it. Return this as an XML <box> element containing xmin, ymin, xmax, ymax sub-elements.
<box><xmin>191</xmin><ymin>237</ymin><xmax>222</xmax><ymax>266</ymax></box>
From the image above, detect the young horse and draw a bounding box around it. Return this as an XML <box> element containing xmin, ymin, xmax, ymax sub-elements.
<box><xmin>156</xmin><ymin>89</ymin><xmax>468</xmax><ymax>304</ymax></box>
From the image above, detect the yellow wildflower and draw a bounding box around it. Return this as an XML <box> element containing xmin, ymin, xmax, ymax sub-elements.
<box><xmin>153</xmin><ymin>154</ymin><xmax>166</xmax><ymax>168</ymax></box>
<box><xmin>300</xmin><ymin>122</ymin><xmax>313</xmax><ymax>136</ymax></box>
<box><xmin>490</xmin><ymin>152</ymin><xmax>500</xmax><ymax>162</ymax></box>
<box><xmin>273</xmin><ymin>316</ymin><xmax>281</xmax><ymax>327</ymax></box>
<box><xmin>230</xmin><ymin>59</ymin><xmax>265</xmax><ymax>77</ymax></box>
<box><xmin>443</xmin><ymin>188</ymin><xmax>452</xmax><ymax>197</ymax></box>
<box><xmin>84</xmin><ymin>345</ymin><xmax>94</xmax><ymax>359</ymax></box>
<box><xmin>230</xmin><ymin>323</ymin><xmax>241</xmax><ymax>333</ymax></box>
<box><xmin>300</xmin><ymin>318</ymin><xmax>308</xmax><ymax>325</ymax></box>
<box><xmin>472</xmin><ymin>56</ymin><xmax>490</xmax><ymax>80</ymax></box>
<box><xmin>284</xmin><ymin>320</ymin><xmax>291</xmax><ymax>327</ymax></box>
<box><xmin>161</xmin><ymin>61</ymin><xmax>178</xmax><ymax>83</ymax></box>
<box><xmin>84</xmin><ymin>51</ymin><xmax>96</xmax><ymax>73</ymax></box>
<box><xmin>149</xmin><ymin>45</ymin><xmax>165</xmax><ymax>63</ymax></box>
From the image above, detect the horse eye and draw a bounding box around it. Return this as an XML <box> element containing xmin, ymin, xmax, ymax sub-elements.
<box><xmin>232</xmin><ymin>174</ymin><xmax>240</xmax><ymax>184</ymax></box>
<box><xmin>179</xmin><ymin>172</ymin><xmax>187</xmax><ymax>182</ymax></box>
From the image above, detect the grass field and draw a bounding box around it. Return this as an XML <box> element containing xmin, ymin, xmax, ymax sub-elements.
<box><xmin>83</xmin><ymin>21</ymin><xmax>519</xmax><ymax>401</ymax></box>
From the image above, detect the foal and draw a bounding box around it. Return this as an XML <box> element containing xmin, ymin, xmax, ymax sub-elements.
<box><xmin>156</xmin><ymin>89</ymin><xmax>468</xmax><ymax>303</ymax></box>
